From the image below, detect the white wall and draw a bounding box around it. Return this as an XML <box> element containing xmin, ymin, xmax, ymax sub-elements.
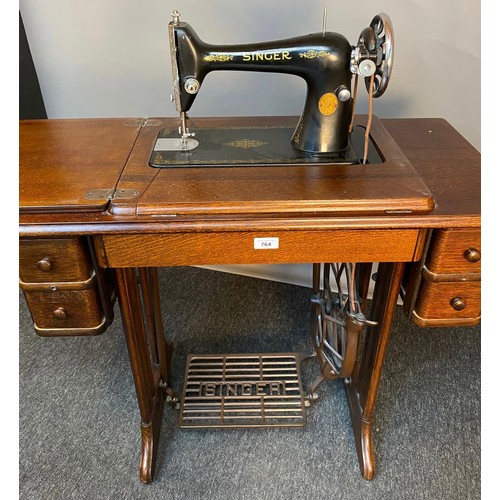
<box><xmin>20</xmin><ymin>0</ymin><xmax>480</xmax><ymax>148</ymax></box>
<box><xmin>19</xmin><ymin>0</ymin><xmax>481</xmax><ymax>287</ymax></box>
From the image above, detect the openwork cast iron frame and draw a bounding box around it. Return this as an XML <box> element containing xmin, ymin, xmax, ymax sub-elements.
<box><xmin>309</xmin><ymin>263</ymin><xmax>376</xmax><ymax>398</ymax></box>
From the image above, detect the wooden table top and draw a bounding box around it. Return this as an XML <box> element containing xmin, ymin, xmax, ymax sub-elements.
<box><xmin>19</xmin><ymin>116</ymin><xmax>480</xmax><ymax>236</ymax></box>
<box><xmin>19</xmin><ymin>118</ymin><xmax>144</xmax><ymax>213</ymax></box>
<box><xmin>382</xmin><ymin>118</ymin><xmax>480</xmax><ymax>220</ymax></box>
<box><xmin>108</xmin><ymin>115</ymin><xmax>434</xmax><ymax>218</ymax></box>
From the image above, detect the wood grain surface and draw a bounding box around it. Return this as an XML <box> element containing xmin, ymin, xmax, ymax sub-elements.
<box><xmin>19</xmin><ymin>237</ymin><xmax>93</xmax><ymax>282</ymax></box>
<box><xmin>426</xmin><ymin>228</ymin><xmax>481</xmax><ymax>274</ymax></box>
<box><xmin>382</xmin><ymin>118</ymin><xmax>480</xmax><ymax>219</ymax></box>
<box><xmin>18</xmin><ymin>117</ymin><xmax>481</xmax><ymax>235</ymax></box>
<box><xmin>23</xmin><ymin>287</ymin><xmax>104</xmax><ymax>330</ymax></box>
<box><xmin>109</xmin><ymin>115</ymin><xmax>435</xmax><ymax>217</ymax></box>
<box><xmin>96</xmin><ymin>229</ymin><xmax>425</xmax><ymax>268</ymax></box>
<box><xmin>413</xmin><ymin>280</ymin><xmax>481</xmax><ymax>324</ymax></box>
<box><xmin>20</xmin><ymin>118</ymin><xmax>143</xmax><ymax>213</ymax></box>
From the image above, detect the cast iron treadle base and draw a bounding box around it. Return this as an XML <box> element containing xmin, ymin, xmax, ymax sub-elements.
<box><xmin>179</xmin><ymin>353</ymin><xmax>307</xmax><ymax>428</ymax></box>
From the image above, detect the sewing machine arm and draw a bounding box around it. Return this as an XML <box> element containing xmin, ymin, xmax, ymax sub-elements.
<box><xmin>170</xmin><ymin>20</ymin><xmax>353</xmax><ymax>153</ymax></box>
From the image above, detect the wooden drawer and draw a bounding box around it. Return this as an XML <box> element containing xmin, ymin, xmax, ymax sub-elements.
<box><xmin>19</xmin><ymin>237</ymin><xmax>115</xmax><ymax>336</ymax></box>
<box><xmin>97</xmin><ymin>229</ymin><xmax>426</xmax><ymax>268</ymax></box>
<box><xmin>23</xmin><ymin>285</ymin><xmax>106</xmax><ymax>335</ymax></box>
<box><xmin>413</xmin><ymin>281</ymin><xmax>481</xmax><ymax>327</ymax></box>
<box><xmin>404</xmin><ymin>227</ymin><xmax>481</xmax><ymax>327</ymax></box>
<box><xmin>19</xmin><ymin>238</ymin><xmax>93</xmax><ymax>283</ymax></box>
<box><xmin>426</xmin><ymin>228</ymin><xmax>481</xmax><ymax>275</ymax></box>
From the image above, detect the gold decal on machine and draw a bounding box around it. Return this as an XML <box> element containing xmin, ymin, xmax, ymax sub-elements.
<box><xmin>204</xmin><ymin>54</ymin><xmax>234</xmax><ymax>62</ymax></box>
<box><xmin>299</xmin><ymin>50</ymin><xmax>330</xmax><ymax>59</ymax></box>
<box><xmin>318</xmin><ymin>93</ymin><xmax>338</xmax><ymax>116</ymax></box>
<box><xmin>224</xmin><ymin>139</ymin><xmax>267</xmax><ymax>149</ymax></box>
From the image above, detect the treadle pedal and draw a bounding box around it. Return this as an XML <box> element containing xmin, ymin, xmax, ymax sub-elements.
<box><xmin>179</xmin><ymin>353</ymin><xmax>307</xmax><ymax>428</ymax></box>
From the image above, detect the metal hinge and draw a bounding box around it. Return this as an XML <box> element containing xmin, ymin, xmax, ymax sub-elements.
<box><xmin>85</xmin><ymin>188</ymin><xmax>139</xmax><ymax>201</ymax></box>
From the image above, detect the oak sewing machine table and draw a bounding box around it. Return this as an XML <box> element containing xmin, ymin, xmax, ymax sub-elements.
<box><xmin>19</xmin><ymin>115</ymin><xmax>480</xmax><ymax>483</ymax></box>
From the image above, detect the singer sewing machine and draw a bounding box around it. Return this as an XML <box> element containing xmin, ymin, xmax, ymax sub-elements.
<box><xmin>150</xmin><ymin>10</ymin><xmax>394</xmax><ymax>167</ymax></box>
<box><xmin>147</xmin><ymin>10</ymin><xmax>432</xmax><ymax>405</ymax></box>
<box><xmin>20</xmin><ymin>8</ymin><xmax>483</xmax><ymax>488</ymax></box>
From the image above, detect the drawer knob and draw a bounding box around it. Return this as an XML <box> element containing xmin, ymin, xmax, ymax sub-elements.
<box><xmin>37</xmin><ymin>257</ymin><xmax>52</xmax><ymax>272</ymax></box>
<box><xmin>450</xmin><ymin>297</ymin><xmax>467</xmax><ymax>311</ymax></box>
<box><xmin>52</xmin><ymin>307</ymin><xmax>67</xmax><ymax>319</ymax></box>
<box><xmin>464</xmin><ymin>248</ymin><xmax>481</xmax><ymax>263</ymax></box>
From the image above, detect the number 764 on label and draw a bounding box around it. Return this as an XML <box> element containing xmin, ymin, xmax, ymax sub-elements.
<box><xmin>254</xmin><ymin>237</ymin><xmax>279</xmax><ymax>250</ymax></box>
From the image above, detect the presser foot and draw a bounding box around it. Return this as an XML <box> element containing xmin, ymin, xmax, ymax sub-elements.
<box><xmin>178</xmin><ymin>111</ymin><xmax>198</xmax><ymax>150</ymax></box>
<box><xmin>151</xmin><ymin>112</ymin><xmax>200</xmax><ymax>152</ymax></box>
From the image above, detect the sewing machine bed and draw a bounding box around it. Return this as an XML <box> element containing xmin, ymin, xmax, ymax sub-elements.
<box><xmin>149</xmin><ymin>124</ymin><xmax>381</xmax><ymax>167</ymax></box>
<box><xmin>109</xmin><ymin>115</ymin><xmax>435</xmax><ymax>217</ymax></box>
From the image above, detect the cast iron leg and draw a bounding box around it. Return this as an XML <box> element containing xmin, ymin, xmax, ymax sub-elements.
<box><xmin>344</xmin><ymin>261</ymin><xmax>405</xmax><ymax>480</ymax></box>
<box><xmin>114</xmin><ymin>267</ymin><xmax>174</xmax><ymax>484</ymax></box>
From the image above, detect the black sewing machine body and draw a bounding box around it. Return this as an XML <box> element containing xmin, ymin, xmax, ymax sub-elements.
<box><xmin>172</xmin><ymin>22</ymin><xmax>353</xmax><ymax>153</ymax></box>
<box><xmin>156</xmin><ymin>11</ymin><xmax>393</xmax><ymax>166</ymax></box>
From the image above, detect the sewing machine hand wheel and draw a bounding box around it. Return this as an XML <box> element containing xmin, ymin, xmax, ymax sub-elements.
<box><xmin>359</xmin><ymin>13</ymin><xmax>394</xmax><ymax>97</ymax></box>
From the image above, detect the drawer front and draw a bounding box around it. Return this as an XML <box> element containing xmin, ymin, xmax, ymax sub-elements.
<box><xmin>19</xmin><ymin>238</ymin><xmax>93</xmax><ymax>283</ymax></box>
<box><xmin>426</xmin><ymin>229</ymin><xmax>481</xmax><ymax>275</ymax></box>
<box><xmin>413</xmin><ymin>281</ymin><xmax>481</xmax><ymax>326</ymax></box>
<box><xmin>23</xmin><ymin>287</ymin><xmax>105</xmax><ymax>333</ymax></box>
<box><xmin>97</xmin><ymin>229</ymin><xmax>425</xmax><ymax>268</ymax></box>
